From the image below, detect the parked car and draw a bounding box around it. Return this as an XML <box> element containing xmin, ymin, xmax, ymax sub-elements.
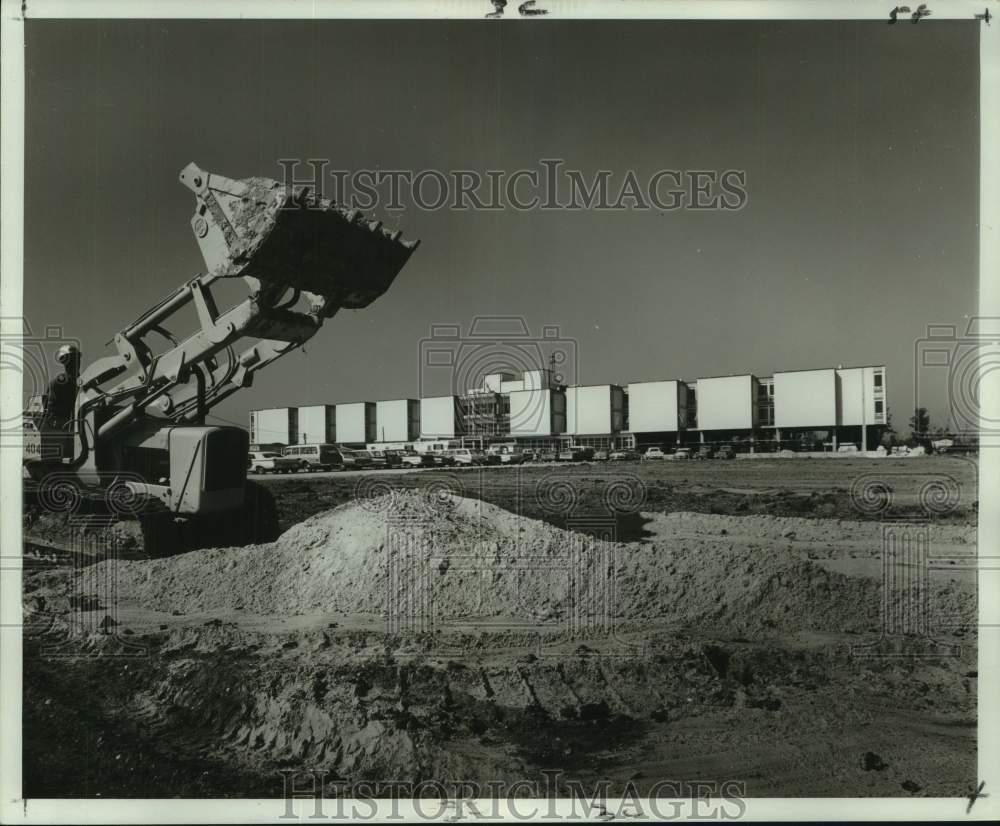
<box><xmin>592</xmin><ymin>449</ymin><xmax>610</xmax><ymax>461</ymax></box>
<box><xmin>672</xmin><ymin>447</ymin><xmax>692</xmax><ymax>460</ymax></box>
<box><xmin>538</xmin><ymin>449</ymin><xmax>559</xmax><ymax>463</ymax></box>
<box><xmin>248</xmin><ymin>450</ymin><xmax>298</xmax><ymax>474</ymax></box>
<box><xmin>642</xmin><ymin>446</ymin><xmax>667</xmax><ymax>460</ymax></box>
<box><xmin>609</xmin><ymin>449</ymin><xmax>641</xmax><ymax>461</ymax></box>
<box><xmin>281</xmin><ymin>443</ymin><xmax>350</xmax><ymax>472</ymax></box>
<box><xmin>715</xmin><ymin>444</ymin><xmax>735</xmax><ymax>460</ymax></box>
<box><xmin>368</xmin><ymin>449</ymin><xmax>404</xmax><ymax>469</ymax></box>
<box><xmin>493</xmin><ymin>446</ymin><xmax>526</xmax><ymax>464</ymax></box>
<box><xmin>338</xmin><ymin>448</ymin><xmax>372</xmax><ymax>470</ymax></box>
<box><xmin>695</xmin><ymin>445</ymin><xmax>714</xmax><ymax>460</ymax></box>
<box><xmin>559</xmin><ymin>445</ymin><xmax>595</xmax><ymax>462</ymax></box>
<box><xmin>486</xmin><ymin>444</ymin><xmax>524</xmax><ymax>465</ymax></box>
<box><xmin>448</xmin><ymin>448</ymin><xmax>490</xmax><ymax>466</ymax></box>
<box><xmin>401</xmin><ymin>451</ymin><xmax>437</xmax><ymax>468</ymax></box>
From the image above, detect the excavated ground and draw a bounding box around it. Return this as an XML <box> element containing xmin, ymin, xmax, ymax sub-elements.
<box><xmin>22</xmin><ymin>458</ymin><xmax>978</xmax><ymax>799</ymax></box>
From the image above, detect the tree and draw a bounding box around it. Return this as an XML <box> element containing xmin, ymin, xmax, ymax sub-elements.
<box><xmin>880</xmin><ymin>408</ymin><xmax>897</xmax><ymax>449</ymax></box>
<box><xmin>908</xmin><ymin>407</ymin><xmax>931</xmax><ymax>446</ymax></box>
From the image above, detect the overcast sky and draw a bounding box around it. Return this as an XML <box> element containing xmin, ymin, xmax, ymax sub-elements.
<box><xmin>24</xmin><ymin>19</ymin><xmax>979</xmax><ymax>434</ymax></box>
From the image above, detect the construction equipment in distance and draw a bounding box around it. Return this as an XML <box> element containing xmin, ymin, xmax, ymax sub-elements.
<box><xmin>23</xmin><ymin>163</ymin><xmax>419</xmax><ymax>555</ymax></box>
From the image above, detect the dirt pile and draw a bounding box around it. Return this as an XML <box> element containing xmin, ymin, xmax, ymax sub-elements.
<box><xmin>99</xmin><ymin>492</ymin><xmax>974</xmax><ymax>637</ymax></box>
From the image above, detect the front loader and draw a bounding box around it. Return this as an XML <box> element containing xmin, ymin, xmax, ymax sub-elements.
<box><xmin>23</xmin><ymin>163</ymin><xmax>419</xmax><ymax>557</ymax></box>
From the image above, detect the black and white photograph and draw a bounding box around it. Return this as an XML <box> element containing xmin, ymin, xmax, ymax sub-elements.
<box><xmin>1</xmin><ymin>0</ymin><xmax>998</xmax><ymax>821</ymax></box>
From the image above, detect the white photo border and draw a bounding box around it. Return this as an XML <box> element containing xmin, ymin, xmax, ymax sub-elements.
<box><xmin>1</xmin><ymin>0</ymin><xmax>997</xmax><ymax>822</ymax></box>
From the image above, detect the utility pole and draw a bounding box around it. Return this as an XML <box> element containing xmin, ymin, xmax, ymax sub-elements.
<box><xmin>861</xmin><ymin>371</ymin><xmax>868</xmax><ymax>451</ymax></box>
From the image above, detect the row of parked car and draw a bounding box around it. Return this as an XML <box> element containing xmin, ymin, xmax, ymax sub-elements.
<box><xmin>248</xmin><ymin>441</ymin><xmax>737</xmax><ymax>474</ymax></box>
<box><xmin>247</xmin><ymin>444</ymin><xmax>507</xmax><ymax>474</ymax></box>
<box><xmin>640</xmin><ymin>444</ymin><xmax>735</xmax><ymax>460</ymax></box>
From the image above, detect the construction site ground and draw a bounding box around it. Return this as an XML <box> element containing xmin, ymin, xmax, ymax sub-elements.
<box><xmin>22</xmin><ymin>456</ymin><xmax>978</xmax><ymax>799</ymax></box>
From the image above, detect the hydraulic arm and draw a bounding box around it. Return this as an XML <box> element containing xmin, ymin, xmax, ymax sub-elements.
<box><xmin>67</xmin><ymin>163</ymin><xmax>419</xmax><ymax>468</ymax></box>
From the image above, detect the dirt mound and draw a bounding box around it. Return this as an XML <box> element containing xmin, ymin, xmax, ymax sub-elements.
<box><xmin>99</xmin><ymin>492</ymin><xmax>974</xmax><ymax>637</ymax></box>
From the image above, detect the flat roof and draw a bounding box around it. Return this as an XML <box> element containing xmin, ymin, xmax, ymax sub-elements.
<box><xmin>771</xmin><ymin>364</ymin><xmax>886</xmax><ymax>375</ymax></box>
<box><xmin>626</xmin><ymin>378</ymin><xmax>689</xmax><ymax>386</ymax></box>
<box><xmin>693</xmin><ymin>373</ymin><xmax>759</xmax><ymax>382</ymax></box>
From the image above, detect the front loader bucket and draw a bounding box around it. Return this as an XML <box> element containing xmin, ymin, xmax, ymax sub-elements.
<box><xmin>180</xmin><ymin>163</ymin><xmax>419</xmax><ymax>308</ymax></box>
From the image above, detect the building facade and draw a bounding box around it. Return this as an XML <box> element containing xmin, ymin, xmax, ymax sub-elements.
<box><xmin>508</xmin><ymin>388</ymin><xmax>566</xmax><ymax>438</ymax></box>
<box><xmin>297</xmin><ymin>404</ymin><xmax>336</xmax><ymax>445</ymax></box>
<box><xmin>627</xmin><ymin>380</ymin><xmax>688</xmax><ymax>435</ymax></box>
<box><xmin>420</xmin><ymin>395</ymin><xmax>465</xmax><ymax>439</ymax></box>
<box><xmin>375</xmin><ymin>399</ymin><xmax>420</xmax><ymax>442</ymax></box>
<box><xmin>250</xmin><ymin>364</ymin><xmax>887</xmax><ymax>452</ymax></box>
<box><xmin>249</xmin><ymin>407</ymin><xmax>298</xmax><ymax>446</ymax></box>
<box><xmin>566</xmin><ymin>385</ymin><xmax>625</xmax><ymax>437</ymax></box>
<box><xmin>335</xmin><ymin>402</ymin><xmax>376</xmax><ymax>445</ymax></box>
<box><xmin>694</xmin><ymin>375</ymin><xmax>760</xmax><ymax>433</ymax></box>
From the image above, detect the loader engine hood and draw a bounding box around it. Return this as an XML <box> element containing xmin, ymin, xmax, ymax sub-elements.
<box><xmin>179</xmin><ymin>162</ymin><xmax>419</xmax><ymax>309</ymax></box>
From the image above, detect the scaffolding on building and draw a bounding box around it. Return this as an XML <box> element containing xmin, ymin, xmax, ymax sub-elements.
<box><xmin>457</xmin><ymin>392</ymin><xmax>510</xmax><ymax>439</ymax></box>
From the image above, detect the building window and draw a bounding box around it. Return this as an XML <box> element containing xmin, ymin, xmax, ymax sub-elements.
<box><xmin>875</xmin><ymin>400</ymin><xmax>884</xmax><ymax>415</ymax></box>
<box><xmin>874</xmin><ymin>372</ymin><xmax>883</xmax><ymax>389</ymax></box>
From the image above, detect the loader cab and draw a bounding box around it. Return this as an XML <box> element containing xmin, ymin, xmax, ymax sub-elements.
<box><xmin>116</xmin><ymin>424</ymin><xmax>248</xmax><ymax>515</ymax></box>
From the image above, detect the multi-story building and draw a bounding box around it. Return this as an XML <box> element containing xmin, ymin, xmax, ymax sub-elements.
<box><xmin>250</xmin><ymin>364</ymin><xmax>888</xmax><ymax>452</ymax></box>
<box><xmin>694</xmin><ymin>374</ymin><xmax>760</xmax><ymax>434</ymax></box>
<box><xmin>564</xmin><ymin>385</ymin><xmax>626</xmax><ymax>448</ymax></box>
<box><xmin>626</xmin><ymin>380</ymin><xmax>688</xmax><ymax>443</ymax></box>
<box><xmin>507</xmin><ymin>387</ymin><xmax>566</xmax><ymax>439</ymax></box>
<box><xmin>249</xmin><ymin>407</ymin><xmax>298</xmax><ymax>446</ymax></box>
<box><xmin>335</xmin><ymin>402</ymin><xmax>376</xmax><ymax>445</ymax></box>
<box><xmin>375</xmin><ymin>399</ymin><xmax>420</xmax><ymax>443</ymax></box>
<box><xmin>771</xmin><ymin>365</ymin><xmax>886</xmax><ymax>449</ymax></box>
<box><xmin>419</xmin><ymin>396</ymin><xmax>465</xmax><ymax>439</ymax></box>
<box><xmin>297</xmin><ymin>404</ymin><xmax>335</xmax><ymax>445</ymax></box>
<box><xmin>836</xmin><ymin>366</ymin><xmax>887</xmax><ymax>428</ymax></box>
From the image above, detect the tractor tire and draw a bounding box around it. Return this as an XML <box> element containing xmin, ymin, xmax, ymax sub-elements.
<box><xmin>239</xmin><ymin>479</ymin><xmax>280</xmax><ymax>544</ymax></box>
